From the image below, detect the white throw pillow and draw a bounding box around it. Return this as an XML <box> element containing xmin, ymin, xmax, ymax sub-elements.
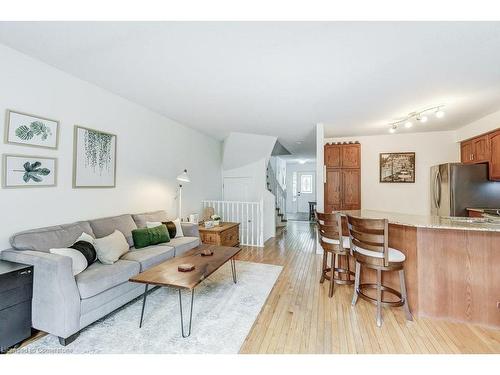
<box><xmin>76</xmin><ymin>231</ymin><xmax>95</xmax><ymax>245</ymax></box>
<box><xmin>94</xmin><ymin>230</ymin><xmax>129</xmax><ymax>265</ymax></box>
<box><xmin>146</xmin><ymin>221</ymin><xmax>162</xmax><ymax>229</ymax></box>
<box><xmin>50</xmin><ymin>248</ymin><xmax>88</xmax><ymax>276</ymax></box>
<box><xmin>173</xmin><ymin>218</ymin><xmax>184</xmax><ymax>238</ymax></box>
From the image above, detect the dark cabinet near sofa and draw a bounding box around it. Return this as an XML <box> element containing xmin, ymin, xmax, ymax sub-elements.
<box><xmin>0</xmin><ymin>260</ymin><xmax>33</xmax><ymax>353</ymax></box>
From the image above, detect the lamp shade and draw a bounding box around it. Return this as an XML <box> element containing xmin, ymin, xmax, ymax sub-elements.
<box><xmin>176</xmin><ymin>169</ymin><xmax>190</xmax><ymax>183</ymax></box>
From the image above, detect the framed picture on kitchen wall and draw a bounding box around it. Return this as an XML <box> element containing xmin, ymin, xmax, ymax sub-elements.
<box><xmin>5</xmin><ymin>110</ymin><xmax>59</xmax><ymax>149</ymax></box>
<box><xmin>2</xmin><ymin>154</ymin><xmax>57</xmax><ymax>188</ymax></box>
<box><xmin>73</xmin><ymin>125</ymin><xmax>117</xmax><ymax>188</ymax></box>
<box><xmin>379</xmin><ymin>152</ymin><xmax>415</xmax><ymax>183</ymax></box>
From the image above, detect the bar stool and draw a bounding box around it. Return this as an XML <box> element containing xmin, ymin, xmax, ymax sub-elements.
<box><xmin>308</xmin><ymin>201</ymin><xmax>317</xmax><ymax>221</ymax></box>
<box><xmin>347</xmin><ymin>214</ymin><xmax>412</xmax><ymax>327</ymax></box>
<box><xmin>316</xmin><ymin>212</ymin><xmax>355</xmax><ymax>297</ymax></box>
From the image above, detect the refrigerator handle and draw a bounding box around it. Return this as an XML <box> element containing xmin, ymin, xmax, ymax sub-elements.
<box><xmin>432</xmin><ymin>170</ymin><xmax>439</xmax><ymax>208</ymax></box>
<box><xmin>436</xmin><ymin>170</ymin><xmax>442</xmax><ymax>208</ymax></box>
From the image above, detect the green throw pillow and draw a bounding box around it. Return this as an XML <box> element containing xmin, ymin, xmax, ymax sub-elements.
<box><xmin>132</xmin><ymin>224</ymin><xmax>170</xmax><ymax>249</ymax></box>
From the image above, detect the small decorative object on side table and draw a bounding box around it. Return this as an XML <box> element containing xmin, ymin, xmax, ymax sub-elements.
<box><xmin>198</xmin><ymin>222</ymin><xmax>240</xmax><ymax>247</ymax></box>
<box><xmin>211</xmin><ymin>215</ymin><xmax>221</xmax><ymax>226</ymax></box>
<box><xmin>0</xmin><ymin>259</ymin><xmax>33</xmax><ymax>353</ymax></box>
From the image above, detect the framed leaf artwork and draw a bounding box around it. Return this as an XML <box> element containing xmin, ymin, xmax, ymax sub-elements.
<box><xmin>2</xmin><ymin>154</ymin><xmax>57</xmax><ymax>188</ymax></box>
<box><xmin>73</xmin><ymin>125</ymin><xmax>117</xmax><ymax>188</ymax></box>
<box><xmin>5</xmin><ymin>110</ymin><xmax>59</xmax><ymax>149</ymax></box>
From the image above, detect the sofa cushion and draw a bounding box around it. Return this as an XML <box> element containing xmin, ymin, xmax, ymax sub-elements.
<box><xmin>121</xmin><ymin>244</ymin><xmax>175</xmax><ymax>271</ymax></box>
<box><xmin>132</xmin><ymin>210</ymin><xmax>169</xmax><ymax>228</ymax></box>
<box><xmin>132</xmin><ymin>225</ymin><xmax>170</xmax><ymax>249</ymax></box>
<box><xmin>10</xmin><ymin>221</ymin><xmax>95</xmax><ymax>252</ymax></box>
<box><xmin>89</xmin><ymin>214</ymin><xmax>137</xmax><ymax>247</ymax></box>
<box><xmin>94</xmin><ymin>230</ymin><xmax>130</xmax><ymax>264</ymax></box>
<box><xmin>169</xmin><ymin>236</ymin><xmax>200</xmax><ymax>257</ymax></box>
<box><xmin>76</xmin><ymin>259</ymin><xmax>140</xmax><ymax>299</ymax></box>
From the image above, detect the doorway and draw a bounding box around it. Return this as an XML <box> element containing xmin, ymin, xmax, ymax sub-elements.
<box><xmin>287</xmin><ymin>169</ymin><xmax>316</xmax><ymax>221</ymax></box>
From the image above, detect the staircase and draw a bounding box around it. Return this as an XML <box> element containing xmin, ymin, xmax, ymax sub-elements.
<box><xmin>266</xmin><ymin>163</ymin><xmax>287</xmax><ymax>227</ymax></box>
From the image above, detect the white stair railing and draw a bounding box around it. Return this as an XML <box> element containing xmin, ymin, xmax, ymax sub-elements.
<box><xmin>202</xmin><ymin>200</ymin><xmax>264</xmax><ymax>247</ymax></box>
<box><xmin>275</xmin><ymin>183</ymin><xmax>286</xmax><ymax>220</ymax></box>
<box><xmin>266</xmin><ymin>163</ymin><xmax>286</xmax><ymax>221</ymax></box>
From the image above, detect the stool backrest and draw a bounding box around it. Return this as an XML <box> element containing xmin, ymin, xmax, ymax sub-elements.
<box><xmin>316</xmin><ymin>212</ymin><xmax>344</xmax><ymax>252</ymax></box>
<box><xmin>346</xmin><ymin>215</ymin><xmax>389</xmax><ymax>266</ymax></box>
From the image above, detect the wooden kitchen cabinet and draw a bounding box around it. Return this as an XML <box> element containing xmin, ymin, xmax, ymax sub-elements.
<box><xmin>342</xmin><ymin>143</ymin><xmax>361</xmax><ymax>168</ymax></box>
<box><xmin>472</xmin><ymin>135</ymin><xmax>490</xmax><ymax>162</ymax></box>
<box><xmin>324</xmin><ymin>144</ymin><xmax>341</xmax><ymax>168</ymax></box>
<box><xmin>324</xmin><ymin>168</ymin><xmax>342</xmax><ymax>212</ymax></box>
<box><xmin>489</xmin><ymin>130</ymin><xmax>500</xmax><ymax>180</ymax></box>
<box><xmin>460</xmin><ymin>141</ymin><xmax>473</xmax><ymax>163</ymax></box>
<box><xmin>460</xmin><ymin>128</ymin><xmax>499</xmax><ymax>180</ymax></box>
<box><xmin>324</xmin><ymin>142</ymin><xmax>361</xmax><ymax>212</ymax></box>
<box><xmin>324</xmin><ymin>143</ymin><xmax>360</xmax><ymax>168</ymax></box>
<box><xmin>341</xmin><ymin>169</ymin><xmax>361</xmax><ymax>209</ymax></box>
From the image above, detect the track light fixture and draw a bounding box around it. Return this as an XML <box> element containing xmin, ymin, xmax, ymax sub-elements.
<box><xmin>388</xmin><ymin>105</ymin><xmax>445</xmax><ymax>133</ymax></box>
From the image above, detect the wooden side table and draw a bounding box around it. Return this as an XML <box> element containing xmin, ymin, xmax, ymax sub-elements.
<box><xmin>198</xmin><ymin>222</ymin><xmax>240</xmax><ymax>247</ymax></box>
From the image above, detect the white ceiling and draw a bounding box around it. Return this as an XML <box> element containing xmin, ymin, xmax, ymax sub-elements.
<box><xmin>1</xmin><ymin>22</ymin><xmax>500</xmax><ymax>159</ymax></box>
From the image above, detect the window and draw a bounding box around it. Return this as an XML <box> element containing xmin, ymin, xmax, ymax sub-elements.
<box><xmin>300</xmin><ymin>174</ymin><xmax>312</xmax><ymax>193</ymax></box>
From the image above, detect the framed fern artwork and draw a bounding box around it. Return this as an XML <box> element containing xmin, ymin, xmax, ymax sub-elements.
<box><xmin>2</xmin><ymin>154</ymin><xmax>57</xmax><ymax>188</ymax></box>
<box><xmin>5</xmin><ymin>110</ymin><xmax>59</xmax><ymax>149</ymax></box>
<box><xmin>73</xmin><ymin>125</ymin><xmax>117</xmax><ymax>188</ymax></box>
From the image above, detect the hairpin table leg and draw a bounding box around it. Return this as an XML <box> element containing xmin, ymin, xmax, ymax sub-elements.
<box><xmin>178</xmin><ymin>288</ymin><xmax>195</xmax><ymax>338</ymax></box>
<box><xmin>139</xmin><ymin>284</ymin><xmax>149</xmax><ymax>328</ymax></box>
<box><xmin>231</xmin><ymin>258</ymin><xmax>237</xmax><ymax>284</ymax></box>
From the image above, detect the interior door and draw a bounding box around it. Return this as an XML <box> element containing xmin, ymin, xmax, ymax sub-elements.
<box><xmin>297</xmin><ymin>171</ymin><xmax>315</xmax><ymax>213</ymax></box>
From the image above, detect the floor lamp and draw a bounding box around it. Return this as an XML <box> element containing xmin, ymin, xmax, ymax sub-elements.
<box><xmin>176</xmin><ymin>169</ymin><xmax>190</xmax><ymax>220</ymax></box>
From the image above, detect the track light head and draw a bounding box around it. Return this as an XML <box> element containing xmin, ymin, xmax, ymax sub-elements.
<box><xmin>435</xmin><ymin>108</ymin><xmax>445</xmax><ymax>119</ymax></box>
<box><xmin>418</xmin><ymin>114</ymin><xmax>428</xmax><ymax>123</ymax></box>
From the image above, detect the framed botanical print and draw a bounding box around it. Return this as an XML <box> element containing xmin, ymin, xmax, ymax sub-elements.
<box><xmin>5</xmin><ymin>110</ymin><xmax>59</xmax><ymax>149</ymax></box>
<box><xmin>73</xmin><ymin>125</ymin><xmax>117</xmax><ymax>188</ymax></box>
<box><xmin>379</xmin><ymin>152</ymin><xmax>416</xmax><ymax>183</ymax></box>
<box><xmin>2</xmin><ymin>154</ymin><xmax>57</xmax><ymax>188</ymax></box>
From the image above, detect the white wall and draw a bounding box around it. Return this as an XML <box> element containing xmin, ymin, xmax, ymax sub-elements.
<box><xmin>0</xmin><ymin>44</ymin><xmax>222</xmax><ymax>249</ymax></box>
<box><xmin>455</xmin><ymin>109</ymin><xmax>500</xmax><ymax>142</ymax></box>
<box><xmin>325</xmin><ymin>131</ymin><xmax>459</xmax><ymax>215</ymax></box>
<box><xmin>315</xmin><ymin>123</ymin><xmax>325</xmax><ymax>212</ymax></box>
<box><xmin>222</xmin><ymin>133</ymin><xmax>278</xmax><ymax>242</ymax></box>
<box><xmin>286</xmin><ymin>162</ymin><xmax>316</xmax><ymax>213</ymax></box>
<box><xmin>274</xmin><ymin>156</ymin><xmax>287</xmax><ymax>190</ymax></box>
<box><xmin>222</xmin><ymin>132</ymin><xmax>276</xmax><ymax>170</ymax></box>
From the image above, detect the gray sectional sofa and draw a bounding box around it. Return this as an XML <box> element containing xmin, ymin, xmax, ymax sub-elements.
<box><xmin>0</xmin><ymin>210</ymin><xmax>200</xmax><ymax>345</ymax></box>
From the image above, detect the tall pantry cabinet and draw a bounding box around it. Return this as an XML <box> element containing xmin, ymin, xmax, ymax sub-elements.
<box><xmin>324</xmin><ymin>142</ymin><xmax>361</xmax><ymax>212</ymax></box>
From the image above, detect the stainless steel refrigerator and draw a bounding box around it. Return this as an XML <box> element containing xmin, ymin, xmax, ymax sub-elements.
<box><xmin>430</xmin><ymin>163</ymin><xmax>500</xmax><ymax>217</ymax></box>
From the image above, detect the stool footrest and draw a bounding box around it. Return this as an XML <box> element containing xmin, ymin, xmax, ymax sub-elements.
<box><xmin>357</xmin><ymin>283</ymin><xmax>404</xmax><ymax>307</ymax></box>
<box><xmin>322</xmin><ymin>267</ymin><xmax>355</xmax><ymax>285</ymax></box>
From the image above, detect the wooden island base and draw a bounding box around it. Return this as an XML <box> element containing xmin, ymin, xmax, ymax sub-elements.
<box><xmin>339</xmin><ymin>223</ymin><xmax>500</xmax><ymax>328</ymax></box>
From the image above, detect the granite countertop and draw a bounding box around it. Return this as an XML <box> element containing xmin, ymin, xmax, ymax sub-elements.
<box><xmin>336</xmin><ymin>209</ymin><xmax>500</xmax><ymax>232</ymax></box>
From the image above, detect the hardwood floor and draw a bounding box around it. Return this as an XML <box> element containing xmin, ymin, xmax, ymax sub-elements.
<box><xmin>237</xmin><ymin>221</ymin><xmax>500</xmax><ymax>354</ymax></box>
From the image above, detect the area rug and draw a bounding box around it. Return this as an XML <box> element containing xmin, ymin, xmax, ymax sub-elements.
<box><xmin>20</xmin><ymin>260</ymin><xmax>282</xmax><ymax>354</ymax></box>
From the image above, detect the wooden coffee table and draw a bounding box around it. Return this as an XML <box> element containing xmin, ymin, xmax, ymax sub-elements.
<box><xmin>129</xmin><ymin>244</ymin><xmax>241</xmax><ymax>337</ymax></box>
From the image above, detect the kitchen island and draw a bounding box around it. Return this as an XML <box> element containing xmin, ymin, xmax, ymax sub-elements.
<box><xmin>335</xmin><ymin>210</ymin><xmax>500</xmax><ymax>328</ymax></box>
